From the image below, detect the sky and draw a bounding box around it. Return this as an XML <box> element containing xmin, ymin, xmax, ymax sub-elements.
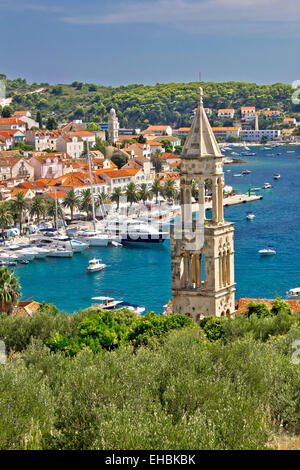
<box><xmin>1</xmin><ymin>0</ymin><xmax>300</xmax><ymax>86</ymax></box>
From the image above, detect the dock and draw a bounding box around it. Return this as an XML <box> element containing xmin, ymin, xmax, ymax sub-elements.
<box><xmin>199</xmin><ymin>193</ymin><xmax>263</xmax><ymax>212</ymax></box>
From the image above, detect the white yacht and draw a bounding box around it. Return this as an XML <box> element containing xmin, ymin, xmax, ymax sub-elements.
<box><xmin>273</xmin><ymin>174</ymin><xmax>280</xmax><ymax>180</ymax></box>
<box><xmin>119</xmin><ymin>220</ymin><xmax>169</xmax><ymax>245</ymax></box>
<box><xmin>246</xmin><ymin>212</ymin><xmax>255</xmax><ymax>220</ymax></box>
<box><xmin>75</xmin><ymin>231</ymin><xmax>109</xmax><ymax>247</ymax></box>
<box><xmin>91</xmin><ymin>297</ymin><xmax>123</xmax><ymax>309</ymax></box>
<box><xmin>263</xmin><ymin>183</ymin><xmax>271</xmax><ymax>189</ymax></box>
<box><xmin>259</xmin><ymin>247</ymin><xmax>276</xmax><ymax>256</ymax></box>
<box><xmin>286</xmin><ymin>288</ymin><xmax>300</xmax><ymax>299</ymax></box>
<box><xmin>70</xmin><ymin>239</ymin><xmax>89</xmax><ymax>252</ymax></box>
<box><xmin>47</xmin><ymin>247</ymin><xmax>73</xmax><ymax>258</ymax></box>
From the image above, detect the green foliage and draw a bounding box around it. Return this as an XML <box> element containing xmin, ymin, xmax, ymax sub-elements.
<box><xmin>246</xmin><ymin>302</ymin><xmax>271</xmax><ymax>318</ymax></box>
<box><xmin>0</xmin><ymin>302</ymin><xmax>300</xmax><ymax>449</ymax></box>
<box><xmin>271</xmin><ymin>297</ymin><xmax>292</xmax><ymax>316</ymax></box>
<box><xmin>4</xmin><ymin>78</ymin><xmax>297</xmax><ymax>128</ymax></box>
<box><xmin>46</xmin><ymin>312</ymin><xmax>128</xmax><ymax>355</ymax></box>
<box><xmin>46</xmin><ymin>117</ymin><xmax>57</xmax><ymax>130</ymax></box>
<box><xmin>0</xmin><ymin>266</ymin><xmax>21</xmax><ymax>314</ymax></box>
<box><xmin>111</xmin><ymin>153</ymin><xmax>128</xmax><ymax>169</ymax></box>
<box><xmin>199</xmin><ymin>317</ymin><xmax>227</xmax><ymax>341</ymax></box>
<box><xmin>126</xmin><ymin>312</ymin><xmax>193</xmax><ymax>346</ymax></box>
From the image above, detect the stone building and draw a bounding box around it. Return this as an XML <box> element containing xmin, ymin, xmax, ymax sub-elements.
<box><xmin>170</xmin><ymin>88</ymin><xmax>235</xmax><ymax>320</ymax></box>
<box><xmin>108</xmin><ymin>108</ymin><xmax>119</xmax><ymax>144</ymax></box>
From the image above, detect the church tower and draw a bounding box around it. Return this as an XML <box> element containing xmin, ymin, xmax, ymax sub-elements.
<box><xmin>170</xmin><ymin>88</ymin><xmax>235</xmax><ymax>320</ymax></box>
<box><xmin>108</xmin><ymin>108</ymin><xmax>119</xmax><ymax>144</ymax></box>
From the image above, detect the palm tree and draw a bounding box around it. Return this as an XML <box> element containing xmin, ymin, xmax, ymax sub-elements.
<box><xmin>125</xmin><ymin>182</ymin><xmax>138</xmax><ymax>206</ymax></box>
<box><xmin>151</xmin><ymin>179</ymin><xmax>162</xmax><ymax>204</ymax></box>
<box><xmin>110</xmin><ymin>187</ymin><xmax>123</xmax><ymax>210</ymax></box>
<box><xmin>0</xmin><ymin>204</ymin><xmax>13</xmax><ymax>239</ymax></box>
<box><xmin>138</xmin><ymin>183</ymin><xmax>153</xmax><ymax>205</ymax></box>
<box><xmin>79</xmin><ymin>188</ymin><xmax>93</xmax><ymax>220</ymax></box>
<box><xmin>0</xmin><ymin>266</ymin><xmax>21</xmax><ymax>314</ymax></box>
<box><xmin>163</xmin><ymin>180</ymin><xmax>176</xmax><ymax>202</ymax></box>
<box><xmin>30</xmin><ymin>195</ymin><xmax>46</xmax><ymax>225</ymax></box>
<box><xmin>46</xmin><ymin>198</ymin><xmax>63</xmax><ymax>228</ymax></box>
<box><xmin>62</xmin><ymin>189</ymin><xmax>79</xmax><ymax>221</ymax></box>
<box><xmin>10</xmin><ymin>192</ymin><xmax>29</xmax><ymax>233</ymax></box>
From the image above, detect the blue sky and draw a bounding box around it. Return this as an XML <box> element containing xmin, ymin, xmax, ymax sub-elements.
<box><xmin>1</xmin><ymin>0</ymin><xmax>300</xmax><ymax>86</ymax></box>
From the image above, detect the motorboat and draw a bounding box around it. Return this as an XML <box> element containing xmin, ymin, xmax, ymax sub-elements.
<box><xmin>86</xmin><ymin>258</ymin><xmax>106</xmax><ymax>272</ymax></box>
<box><xmin>47</xmin><ymin>247</ymin><xmax>73</xmax><ymax>258</ymax></box>
<box><xmin>263</xmin><ymin>183</ymin><xmax>271</xmax><ymax>189</ymax></box>
<box><xmin>15</xmin><ymin>249</ymin><xmax>36</xmax><ymax>261</ymax></box>
<box><xmin>111</xmin><ymin>240</ymin><xmax>123</xmax><ymax>247</ymax></box>
<box><xmin>119</xmin><ymin>220</ymin><xmax>169</xmax><ymax>245</ymax></box>
<box><xmin>286</xmin><ymin>288</ymin><xmax>300</xmax><ymax>299</ymax></box>
<box><xmin>246</xmin><ymin>212</ymin><xmax>255</xmax><ymax>220</ymax></box>
<box><xmin>258</xmin><ymin>247</ymin><xmax>276</xmax><ymax>256</ymax></box>
<box><xmin>91</xmin><ymin>297</ymin><xmax>123</xmax><ymax>309</ymax></box>
<box><xmin>70</xmin><ymin>239</ymin><xmax>89</xmax><ymax>252</ymax></box>
<box><xmin>75</xmin><ymin>231</ymin><xmax>109</xmax><ymax>247</ymax></box>
<box><xmin>273</xmin><ymin>174</ymin><xmax>280</xmax><ymax>180</ymax></box>
<box><xmin>241</xmin><ymin>169</ymin><xmax>252</xmax><ymax>175</ymax></box>
<box><xmin>0</xmin><ymin>260</ymin><xmax>17</xmax><ymax>266</ymax></box>
<box><xmin>233</xmin><ymin>173</ymin><xmax>243</xmax><ymax>177</ymax></box>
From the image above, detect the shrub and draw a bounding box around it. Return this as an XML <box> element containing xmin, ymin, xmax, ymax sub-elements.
<box><xmin>199</xmin><ymin>317</ymin><xmax>227</xmax><ymax>341</ymax></box>
<box><xmin>246</xmin><ymin>302</ymin><xmax>271</xmax><ymax>318</ymax></box>
<box><xmin>126</xmin><ymin>312</ymin><xmax>193</xmax><ymax>346</ymax></box>
<box><xmin>271</xmin><ymin>298</ymin><xmax>292</xmax><ymax>316</ymax></box>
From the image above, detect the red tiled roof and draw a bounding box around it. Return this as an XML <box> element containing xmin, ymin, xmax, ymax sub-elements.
<box><xmin>235</xmin><ymin>298</ymin><xmax>300</xmax><ymax>315</ymax></box>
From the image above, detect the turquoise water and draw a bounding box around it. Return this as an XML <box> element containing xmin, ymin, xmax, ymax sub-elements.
<box><xmin>15</xmin><ymin>146</ymin><xmax>300</xmax><ymax>313</ymax></box>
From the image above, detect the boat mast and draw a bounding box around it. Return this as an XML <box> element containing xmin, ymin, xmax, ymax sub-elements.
<box><xmin>54</xmin><ymin>188</ymin><xmax>58</xmax><ymax>230</ymax></box>
<box><xmin>87</xmin><ymin>140</ymin><xmax>97</xmax><ymax>231</ymax></box>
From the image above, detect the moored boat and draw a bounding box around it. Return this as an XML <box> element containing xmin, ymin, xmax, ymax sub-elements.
<box><xmin>286</xmin><ymin>287</ymin><xmax>300</xmax><ymax>299</ymax></box>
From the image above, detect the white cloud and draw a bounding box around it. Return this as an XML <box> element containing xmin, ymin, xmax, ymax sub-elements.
<box><xmin>62</xmin><ymin>0</ymin><xmax>300</xmax><ymax>26</ymax></box>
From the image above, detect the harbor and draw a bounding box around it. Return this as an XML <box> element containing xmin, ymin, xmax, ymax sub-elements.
<box><xmin>8</xmin><ymin>145</ymin><xmax>299</xmax><ymax>313</ymax></box>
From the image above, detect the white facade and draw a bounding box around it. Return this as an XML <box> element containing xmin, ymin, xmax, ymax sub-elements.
<box><xmin>241</xmin><ymin>129</ymin><xmax>281</xmax><ymax>142</ymax></box>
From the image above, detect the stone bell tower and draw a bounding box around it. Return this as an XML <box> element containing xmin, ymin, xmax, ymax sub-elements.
<box><xmin>108</xmin><ymin>108</ymin><xmax>119</xmax><ymax>144</ymax></box>
<box><xmin>170</xmin><ymin>88</ymin><xmax>235</xmax><ymax>320</ymax></box>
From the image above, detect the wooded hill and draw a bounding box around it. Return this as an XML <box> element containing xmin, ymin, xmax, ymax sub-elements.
<box><xmin>1</xmin><ymin>74</ymin><xmax>299</xmax><ymax>129</ymax></box>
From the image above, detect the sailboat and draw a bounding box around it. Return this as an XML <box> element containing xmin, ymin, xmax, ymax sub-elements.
<box><xmin>74</xmin><ymin>142</ymin><xmax>109</xmax><ymax>247</ymax></box>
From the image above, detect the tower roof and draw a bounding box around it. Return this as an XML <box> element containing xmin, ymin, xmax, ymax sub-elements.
<box><xmin>182</xmin><ymin>88</ymin><xmax>222</xmax><ymax>159</ymax></box>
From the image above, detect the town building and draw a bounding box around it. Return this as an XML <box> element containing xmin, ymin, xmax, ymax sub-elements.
<box><xmin>241</xmin><ymin>106</ymin><xmax>257</xmax><ymax>121</ymax></box>
<box><xmin>170</xmin><ymin>88</ymin><xmax>235</xmax><ymax>320</ymax></box>
<box><xmin>29</xmin><ymin>153</ymin><xmax>64</xmax><ymax>179</ymax></box>
<box><xmin>264</xmin><ymin>110</ymin><xmax>281</xmax><ymax>120</ymax></box>
<box><xmin>0</xmin><ymin>117</ymin><xmax>27</xmax><ymax>133</ymax></box>
<box><xmin>173</xmin><ymin>128</ymin><xmax>191</xmax><ymax>136</ymax></box>
<box><xmin>56</xmin><ymin>135</ymin><xmax>84</xmax><ymax>158</ymax></box>
<box><xmin>142</xmin><ymin>125</ymin><xmax>173</xmax><ymax>136</ymax></box>
<box><xmin>0</xmin><ymin>156</ymin><xmax>34</xmax><ymax>181</ymax></box>
<box><xmin>217</xmin><ymin>109</ymin><xmax>235</xmax><ymax>119</ymax></box>
<box><xmin>240</xmin><ymin>129</ymin><xmax>281</xmax><ymax>142</ymax></box>
<box><xmin>283</xmin><ymin>117</ymin><xmax>297</xmax><ymax>126</ymax></box>
<box><xmin>26</xmin><ymin>129</ymin><xmax>62</xmax><ymax>151</ymax></box>
<box><xmin>212</xmin><ymin>127</ymin><xmax>241</xmax><ymax>139</ymax></box>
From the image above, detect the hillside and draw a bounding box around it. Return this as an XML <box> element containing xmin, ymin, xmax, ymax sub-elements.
<box><xmin>0</xmin><ymin>73</ymin><xmax>299</xmax><ymax>128</ymax></box>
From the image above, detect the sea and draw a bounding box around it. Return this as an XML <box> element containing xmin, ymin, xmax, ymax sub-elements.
<box><xmin>14</xmin><ymin>145</ymin><xmax>300</xmax><ymax>314</ymax></box>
